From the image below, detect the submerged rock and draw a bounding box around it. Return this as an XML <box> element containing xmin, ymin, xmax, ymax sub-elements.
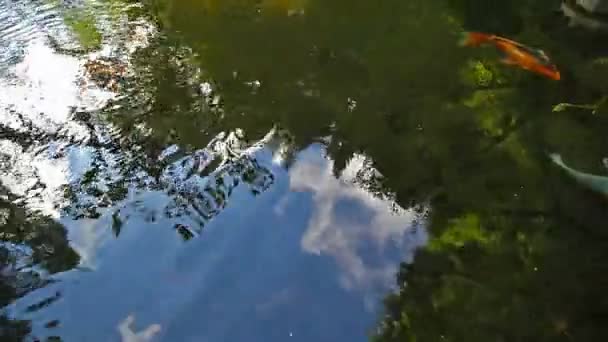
<box><xmin>577</xmin><ymin>0</ymin><xmax>608</xmax><ymax>13</ymax></box>
<box><xmin>562</xmin><ymin>0</ymin><xmax>608</xmax><ymax>32</ymax></box>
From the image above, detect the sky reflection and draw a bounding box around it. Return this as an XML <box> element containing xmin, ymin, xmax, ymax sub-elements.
<box><xmin>8</xmin><ymin>142</ymin><xmax>426</xmax><ymax>342</ymax></box>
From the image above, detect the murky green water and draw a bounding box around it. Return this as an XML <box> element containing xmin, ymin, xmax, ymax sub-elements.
<box><xmin>1</xmin><ymin>0</ymin><xmax>608</xmax><ymax>341</ymax></box>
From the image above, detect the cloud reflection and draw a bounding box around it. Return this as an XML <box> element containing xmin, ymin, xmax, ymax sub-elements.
<box><xmin>289</xmin><ymin>147</ymin><xmax>428</xmax><ymax>294</ymax></box>
<box><xmin>118</xmin><ymin>314</ymin><xmax>162</xmax><ymax>342</ymax></box>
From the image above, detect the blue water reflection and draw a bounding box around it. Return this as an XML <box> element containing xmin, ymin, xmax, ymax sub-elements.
<box><xmin>9</xmin><ymin>143</ymin><xmax>426</xmax><ymax>342</ymax></box>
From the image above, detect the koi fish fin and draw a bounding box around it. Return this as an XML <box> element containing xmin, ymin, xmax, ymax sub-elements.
<box><xmin>500</xmin><ymin>57</ymin><xmax>518</xmax><ymax>65</ymax></box>
<box><xmin>549</xmin><ymin>153</ymin><xmax>608</xmax><ymax>196</ymax></box>
<box><xmin>549</xmin><ymin>153</ymin><xmax>565</xmax><ymax>168</ymax></box>
<box><xmin>459</xmin><ymin>31</ymin><xmax>493</xmax><ymax>47</ymax></box>
<box><xmin>492</xmin><ymin>36</ymin><xmax>529</xmax><ymax>50</ymax></box>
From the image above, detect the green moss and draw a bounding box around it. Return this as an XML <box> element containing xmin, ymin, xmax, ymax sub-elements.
<box><xmin>429</xmin><ymin>213</ymin><xmax>496</xmax><ymax>251</ymax></box>
<box><xmin>461</xmin><ymin>60</ymin><xmax>493</xmax><ymax>88</ymax></box>
<box><xmin>64</xmin><ymin>12</ymin><xmax>102</xmax><ymax>50</ymax></box>
<box><xmin>463</xmin><ymin>89</ymin><xmax>516</xmax><ymax>138</ymax></box>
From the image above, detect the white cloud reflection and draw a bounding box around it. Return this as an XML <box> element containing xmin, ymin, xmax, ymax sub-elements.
<box><xmin>289</xmin><ymin>147</ymin><xmax>428</xmax><ymax>294</ymax></box>
<box><xmin>0</xmin><ymin>0</ymin><xmax>158</xmax><ymax>267</ymax></box>
<box><xmin>118</xmin><ymin>314</ymin><xmax>162</xmax><ymax>342</ymax></box>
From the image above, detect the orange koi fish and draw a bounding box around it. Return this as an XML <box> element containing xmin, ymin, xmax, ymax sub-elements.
<box><xmin>460</xmin><ymin>32</ymin><xmax>561</xmax><ymax>81</ymax></box>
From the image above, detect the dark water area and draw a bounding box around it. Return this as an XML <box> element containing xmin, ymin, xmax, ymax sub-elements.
<box><xmin>1</xmin><ymin>0</ymin><xmax>608</xmax><ymax>341</ymax></box>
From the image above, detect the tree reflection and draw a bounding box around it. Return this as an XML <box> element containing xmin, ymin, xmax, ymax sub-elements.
<box><xmin>0</xmin><ymin>186</ymin><xmax>79</xmax><ymax>341</ymax></box>
<box><xmin>373</xmin><ymin>197</ymin><xmax>608</xmax><ymax>341</ymax></box>
<box><xmin>0</xmin><ymin>0</ymin><xmax>606</xmax><ymax>339</ymax></box>
<box><xmin>134</xmin><ymin>0</ymin><xmax>608</xmax><ymax>340</ymax></box>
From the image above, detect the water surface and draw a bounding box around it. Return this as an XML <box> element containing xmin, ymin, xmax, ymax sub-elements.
<box><xmin>1</xmin><ymin>0</ymin><xmax>608</xmax><ymax>341</ymax></box>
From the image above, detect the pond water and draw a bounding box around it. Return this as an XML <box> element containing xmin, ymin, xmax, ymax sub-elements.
<box><xmin>1</xmin><ymin>0</ymin><xmax>608</xmax><ymax>341</ymax></box>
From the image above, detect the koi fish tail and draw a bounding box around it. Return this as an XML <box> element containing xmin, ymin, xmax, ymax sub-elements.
<box><xmin>458</xmin><ymin>31</ymin><xmax>494</xmax><ymax>47</ymax></box>
<box><xmin>549</xmin><ymin>153</ymin><xmax>565</xmax><ymax>168</ymax></box>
